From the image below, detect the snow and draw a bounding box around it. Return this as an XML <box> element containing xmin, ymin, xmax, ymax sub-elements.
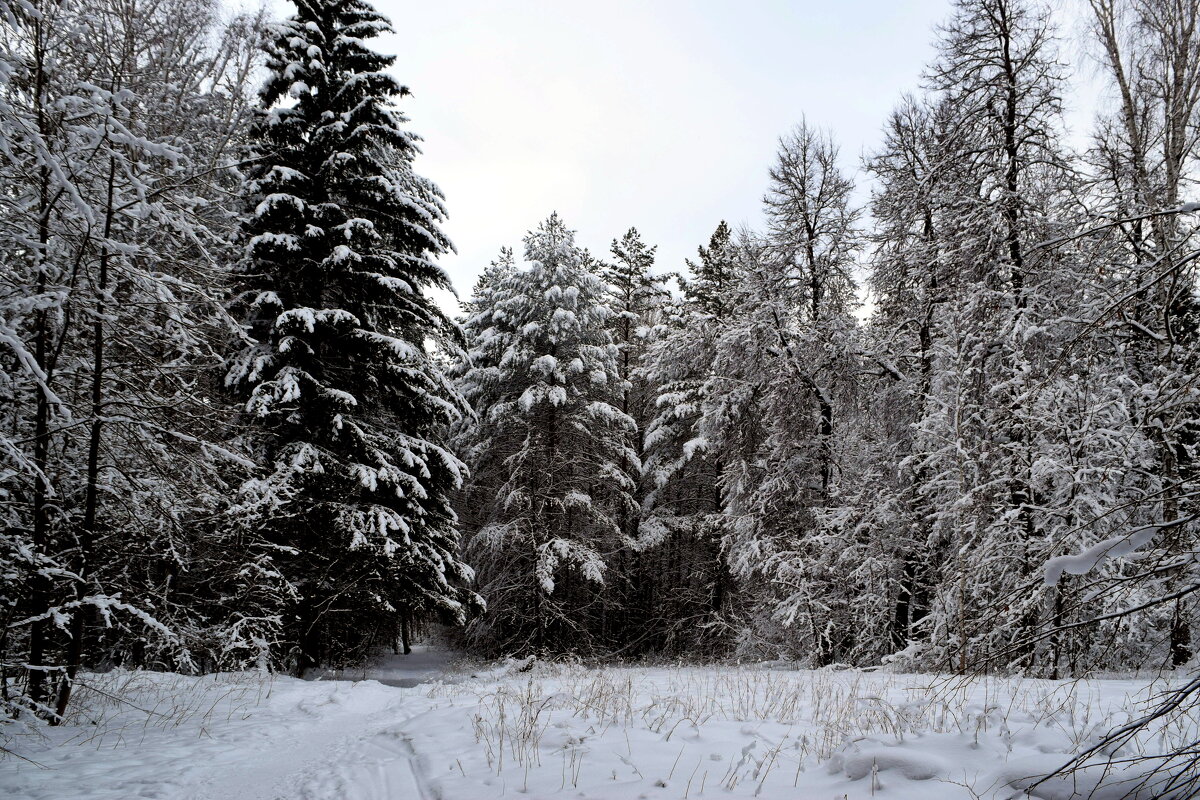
<box><xmin>2</xmin><ymin>658</ymin><xmax>1194</xmax><ymax>800</ymax></box>
<box><xmin>1044</xmin><ymin>526</ymin><xmax>1158</xmax><ymax>585</ymax></box>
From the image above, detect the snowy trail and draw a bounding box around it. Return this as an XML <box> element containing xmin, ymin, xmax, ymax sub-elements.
<box><xmin>311</xmin><ymin>645</ymin><xmax>457</xmax><ymax>689</ymax></box>
<box><xmin>290</xmin><ymin>717</ymin><xmax>437</xmax><ymax>800</ymax></box>
<box><xmin>230</xmin><ymin>651</ymin><xmax>459</xmax><ymax>800</ymax></box>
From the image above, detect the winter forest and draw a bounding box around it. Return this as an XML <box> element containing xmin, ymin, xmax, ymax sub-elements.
<box><xmin>2</xmin><ymin>0</ymin><xmax>1200</xmax><ymax>798</ymax></box>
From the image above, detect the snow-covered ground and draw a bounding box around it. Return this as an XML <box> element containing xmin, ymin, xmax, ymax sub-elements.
<box><xmin>1</xmin><ymin>653</ymin><xmax>1195</xmax><ymax>799</ymax></box>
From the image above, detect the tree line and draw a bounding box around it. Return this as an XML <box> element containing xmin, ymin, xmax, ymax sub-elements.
<box><xmin>457</xmin><ymin>0</ymin><xmax>1200</xmax><ymax>688</ymax></box>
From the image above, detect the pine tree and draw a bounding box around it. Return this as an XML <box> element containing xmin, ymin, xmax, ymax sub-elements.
<box><xmin>638</xmin><ymin>222</ymin><xmax>744</xmax><ymax>655</ymax></box>
<box><xmin>605</xmin><ymin>228</ymin><xmax>669</xmax><ymax>433</ymax></box>
<box><xmin>457</xmin><ymin>214</ymin><xmax>636</xmax><ymax>654</ymax></box>
<box><xmin>679</xmin><ymin>221</ymin><xmax>739</xmax><ymax>317</ymax></box>
<box><xmin>463</xmin><ymin>247</ymin><xmax>516</xmax><ymax>317</ymax></box>
<box><xmin>595</xmin><ymin>229</ymin><xmax>667</xmax><ymax>640</ymax></box>
<box><xmin>225</xmin><ymin>0</ymin><xmax>479</xmax><ymax>672</ymax></box>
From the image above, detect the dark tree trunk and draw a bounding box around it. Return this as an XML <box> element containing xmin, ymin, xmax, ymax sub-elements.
<box><xmin>27</xmin><ymin>14</ymin><xmax>55</xmax><ymax>709</ymax></box>
<box><xmin>1171</xmin><ymin>599</ymin><xmax>1192</xmax><ymax>668</ymax></box>
<box><xmin>54</xmin><ymin>157</ymin><xmax>117</xmax><ymax>722</ymax></box>
<box><xmin>400</xmin><ymin>609</ymin><xmax>412</xmax><ymax>655</ymax></box>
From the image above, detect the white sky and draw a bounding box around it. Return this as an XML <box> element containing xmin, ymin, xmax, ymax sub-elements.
<box><xmin>265</xmin><ymin>1</ymin><xmax>1106</xmax><ymax>312</ymax></box>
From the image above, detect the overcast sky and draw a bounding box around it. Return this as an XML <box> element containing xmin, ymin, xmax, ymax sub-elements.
<box><xmin>342</xmin><ymin>1</ymin><xmax>1100</xmax><ymax>310</ymax></box>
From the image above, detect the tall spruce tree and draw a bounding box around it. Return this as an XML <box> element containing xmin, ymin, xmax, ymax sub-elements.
<box><xmin>225</xmin><ymin>0</ymin><xmax>478</xmax><ymax>672</ymax></box>
<box><xmin>457</xmin><ymin>214</ymin><xmax>636</xmax><ymax>654</ymax></box>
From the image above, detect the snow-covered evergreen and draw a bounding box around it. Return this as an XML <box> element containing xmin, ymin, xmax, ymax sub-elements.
<box><xmin>224</xmin><ymin>0</ymin><xmax>479</xmax><ymax>672</ymax></box>
<box><xmin>637</xmin><ymin>222</ymin><xmax>743</xmax><ymax>655</ymax></box>
<box><xmin>456</xmin><ymin>214</ymin><xmax>636</xmax><ymax>653</ymax></box>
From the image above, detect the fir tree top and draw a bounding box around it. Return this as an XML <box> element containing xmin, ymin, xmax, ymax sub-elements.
<box><xmin>240</xmin><ymin>0</ymin><xmax>454</xmax><ymax>350</ymax></box>
<box><xmin>681</xmin><ymin>221</ymin><xmax>739</xmax><ymax>316</ymax></box>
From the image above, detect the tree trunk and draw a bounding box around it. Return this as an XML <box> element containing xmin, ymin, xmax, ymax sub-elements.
<box><xmin>54</xmin><ymin>156</ymin><xmax>117</xmax><ymax>722</ymax></box>
<box><xmin>400</xmin><ymin>609</ymin><xmax>412</xmax><ymax>655</ymax></box>
<box><xmin>27</xmin><ymin>12</ymin><xmax>55</xmax><ymax>709</ymax></box>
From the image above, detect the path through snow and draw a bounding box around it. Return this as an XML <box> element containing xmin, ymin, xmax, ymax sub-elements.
<box><xmin>311</xmin><ymin>644</ymin><xmax>458</xmax><ymax>688</ymax></box>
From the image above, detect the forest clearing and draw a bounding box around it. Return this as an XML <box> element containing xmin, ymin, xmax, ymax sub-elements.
<box><xmin>3</xmin><ymin>652</ymin><xmax>1194</xmax><ymax>799</ymax></box>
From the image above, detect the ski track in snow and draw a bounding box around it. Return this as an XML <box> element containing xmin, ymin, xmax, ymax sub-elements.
<box><xmin>291</xmin><ymin>709</ymin><xmax>439</xmax><ymax>800</ymax></box>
